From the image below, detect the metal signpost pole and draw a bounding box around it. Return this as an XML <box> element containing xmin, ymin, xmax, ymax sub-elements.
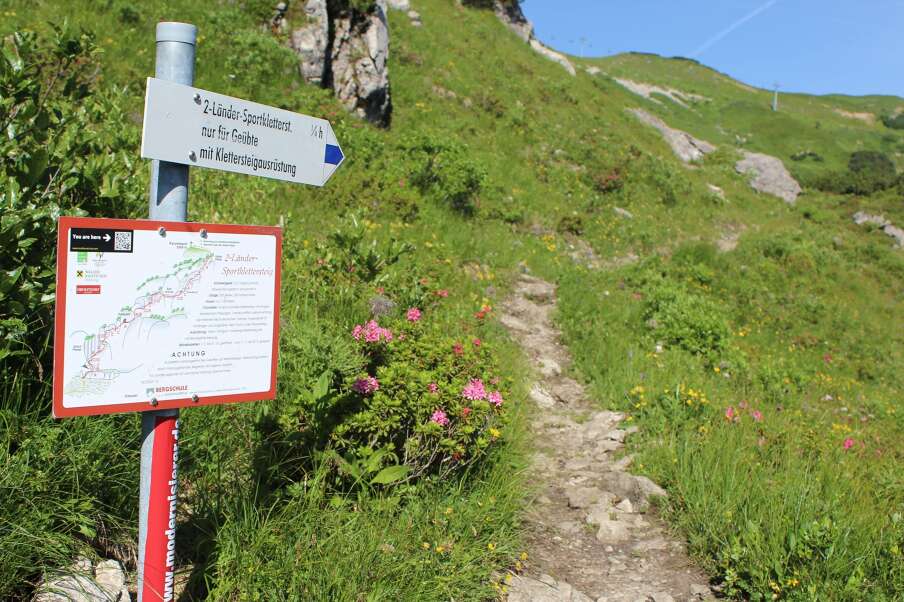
<box><xmin>138</xmin><ymin>22</ymin><xmax>196</xmax><ymax>602</ymax></box>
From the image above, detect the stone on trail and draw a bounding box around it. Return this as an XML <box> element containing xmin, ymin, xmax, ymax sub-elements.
<box><xmin>566</xmin><ymin>486</ymin><xmax>610</xmax><ymax>509</ymax></box>
<box><xmin>499</xmin><ymin>312</ymin><xmax>531</xmax><ymax>333</ymax></box>
<box><xmin>689</xmin><ymin>583</ymin><xmax>711</xmax><ymax>599</ymax></box>
<box><xmin>601</xmin><ymin>472</ymin><xmax>667</xmax><ymax>506</ymax></box>
<box><xmin>508</xmin><ymin>573</ymin><xmax>594</xmax><ymax>602</ymax></box>
<box><xmin>530</xmin><ymin>383</ymin><xmax>557</xmax><ymax>408</ymax></box>
<box><xmin>593</xmin><ymin>518</ymin><xmax>632</xmax><ymax>544</ymax></box>
<box><xmin>539</xmin><ymin>356</ymin><xmax>563</xmax><ymax>377</ymax></box>
<box><xmin>615</xmin><ymin>498</ymin><xmax>635</xmax><ymax>514</ymax></box>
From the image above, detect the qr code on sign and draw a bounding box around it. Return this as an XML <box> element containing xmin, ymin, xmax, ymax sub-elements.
<box><xmin>114</xmin><ymin>231</ymin><xmax>132</xmax><ymax>251</ymax></box>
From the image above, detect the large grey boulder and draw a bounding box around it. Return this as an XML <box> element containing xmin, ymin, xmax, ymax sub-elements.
<box><xmin>735</xmin><ymin>151</ymin><xmax>801</xmax><ymax>204</ymax></box>
<box><xmin>331</xmin><ymin>0</ymin><xmax>392</xmax><ymax>126</ymax></box>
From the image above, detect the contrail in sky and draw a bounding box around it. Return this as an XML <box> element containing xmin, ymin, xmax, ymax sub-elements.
<box><xmin>691</xmin><ymin>0</ymin><xmax>780</xmax><ymax>57</ymax></box>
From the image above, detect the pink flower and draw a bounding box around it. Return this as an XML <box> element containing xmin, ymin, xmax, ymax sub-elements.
<box><xmin>352</xmin><ymin>320</ymin><xmax>393</xmax><ymax>343</ymax></box>
<box><xmin>751</xmin><ymin>410</ymin><xmax>763</xmax><ymax>422</ymax></box>
<box><xmin>462</xmin><ymin>379</ymin><xmax>487</xmax><ymax>401</ymax></box>
<box><xmin>453</xmin><ymin>343</ymin><xmax>464</xmax><ymax>356</ymax></box>
<box><xmin>843</xmin><ymin>437</ymin><xmax>855</xmax><ymax>450</ymax></box>
<box><xmin>431</xmin><ymin>409</ymin><xmax>449</xmax><ymax>426</ymax></box>
<box><xmin>461</xmin><ymin>407</ymin><xmax>472</xmax><ymax>417</ymax></box>
<box><xmin>436</xmin><ymin>289</ymin><xmax>449</xmax><ymax>298</ymax></box>
<box><xmin>724</xmin><ymin>406</ymin><xmax>735</xmax><ymax>421</ymax></box>
<box><xmin>488</xmin><ymin>391</ymin><xmax>503</xmax><ymax>407</ymax></box>
<box><xmin>428</xmin><ymin>382</ymin><xmax>439</xmax><ymax>394</ymax></box>
<box><xmin>406</xmin><ymin>307</ymin><xmax>422</xmax><ymax>322</ymax></box>
<box><xmin>353</xmin><ymin>376</ymin><xmax>379</xmax><ymax>395</ymax></box>
<box><xmin>472</xmin><ymin>338</ymin><xmax>481</xmax><ymax>347</ymax></box>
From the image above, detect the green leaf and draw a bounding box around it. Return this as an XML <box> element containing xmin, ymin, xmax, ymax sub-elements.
<box><xmin>77</xmin><ymin>523</ymin><xmax>96</xmax><ymax>538</ymax></box>
<box><xmin>313</xmin><ymin>370</ymin><xmax>330</xmax><ymax>400</ymax></box>
<box><xmin>369</xmin><ymin>465</ymin><xmax>409</xmax><ymax>485</ymax></box>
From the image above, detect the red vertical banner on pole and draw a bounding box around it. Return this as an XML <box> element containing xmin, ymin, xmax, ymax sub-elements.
<box><xmin>141</xmin><ymin>415</ymin><xmax>180</xmax><ymax>602</ymax></box>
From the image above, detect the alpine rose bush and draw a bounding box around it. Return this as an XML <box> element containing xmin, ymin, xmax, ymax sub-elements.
<box><xmin>333</xmin><ymin>310</ymin><xmax>511</xmax><ymax>480</ymax></box>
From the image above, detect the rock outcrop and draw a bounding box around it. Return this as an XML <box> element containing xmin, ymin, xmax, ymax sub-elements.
<box><xmin>287</xmin><ymin>0</ymin><xmax>392</xmax><ymax>126</ymax></box>
<box><xmin>735</xmin><ymin>151</ymin><xmax>801</xmax><ymax>204</ymax></box>
<box><xmin>853</xmin><ymin>212</ymin><xmax>904</xmax><ymax>247</ymax></box>
<box><xmin>289</xmin><ymin>0</ymin><xmax>329</xmax><ymax>86</ymax></box>
<box><xmin>331</xmin><ymin>1</ymin><xmax>391</xmax><ymax>125</ymax></box>
<box><xmin>493</xmin><ymin>1</ymin><xmax>575</xmax><ymax>76</ymax></box>
<box><xmin>628</xmin><ymin>108</ymin><xmax>716</xmax><ymax>163</ymax></box>
<box><xmin>614</xmin><ymin>78</ymin><xmax>710</xmax><ymax>108</ymax></box>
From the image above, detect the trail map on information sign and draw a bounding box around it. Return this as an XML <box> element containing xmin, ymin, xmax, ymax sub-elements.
<box><xmin>53</xmin><ymin>217</ymin><xmax>282</xmax><ymax>417</ymax></box>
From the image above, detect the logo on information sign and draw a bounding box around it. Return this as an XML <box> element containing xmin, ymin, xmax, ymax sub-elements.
<box><xmin>70</xmin><ymin>228</ymin><xmax>134</xmax><ymax>253</ymax></box>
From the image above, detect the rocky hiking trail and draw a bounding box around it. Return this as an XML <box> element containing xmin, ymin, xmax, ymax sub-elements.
<box><xmin>500</xmin><ymin>275</ymin><xmax>713</xmax><ymax>602</ymax></box>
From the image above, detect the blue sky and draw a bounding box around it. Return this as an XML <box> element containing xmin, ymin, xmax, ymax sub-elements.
<box><xmin>520</xmin><ymin>1</ymin><xmax>904</xmax><ymax>98</ymax></box>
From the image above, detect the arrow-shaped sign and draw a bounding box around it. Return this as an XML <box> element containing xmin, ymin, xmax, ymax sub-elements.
<box><xmin>103</xmin><ymin>233</ymin><xmax>111</xmax><ymax>242</ymax></box>
<box><xmin>140</xmin><ymin>78</ymin><xmax>344</xmax><ymax>187</ymax></box>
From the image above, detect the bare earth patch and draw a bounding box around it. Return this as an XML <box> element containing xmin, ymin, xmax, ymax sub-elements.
<box><xmin>502</xmin><ymin>275</ymin><xmax>713</xmax><ymax>602</ymax></box>
<box><xmin>833</xmin><ymin>109</ymin><xmax>876</xmax><ymax>124</ymax></box>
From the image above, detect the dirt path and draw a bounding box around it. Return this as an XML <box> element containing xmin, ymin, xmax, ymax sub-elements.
<box><xmin>501</xmin><ymin>275</ymin><xmax>714</xmax><ymax>602</ymax></box>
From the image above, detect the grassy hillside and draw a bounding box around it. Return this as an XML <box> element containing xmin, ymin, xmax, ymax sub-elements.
<box><xmin>590</xmin><ymin>52</ymin><xmax>904</xmax><ymax>186</ymax></box>
<box><xmin>2</xmin><ymin>0</ymin><xmax>903</xmax><ymax>600</ymax></box>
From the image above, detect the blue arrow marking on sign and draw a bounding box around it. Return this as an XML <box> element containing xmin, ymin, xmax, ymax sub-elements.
<box><xmin>324</xmin><ymin>144</ymin><xmax>344</xmax><ymax>165</ymax></box>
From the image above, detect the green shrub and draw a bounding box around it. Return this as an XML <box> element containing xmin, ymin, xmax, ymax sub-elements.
<box><xmin>0</xmin><ymin>26</ymin><xmax>143</xmax><ymax>392</ymax></box>
<box><xmin>402</xmin><ymin>133</ymin><xmax>487</xmax><ymax>215</ymax></box>
<box><xmin>331</xmin><ymin>314</ymin><xmax>510</xmax><ymax>482</ymax></box>
<box><xmin>881</xmin><ymin>113</ymin><xmax>904</xmax><ymax>130</ymax></box>
<box><xmin>790</xmin><ymin>150</ymin><xmax>823</xmax><ymax>162</ymax></box>
<box><xmin>556</xmin><ymin>214</ymin><xmax>584</xmax><ymax>235</ymax></box>
<box><xmin>848</xmin><ymin>150</ymin><xmax>897</xmax><ymax>193</ymax></box>
<box><xmin>645</xmin><ymin>154</ymin><xmax>693</xmax><ymax>207</ymax></box>
<box><xmin>644</xmin><ymin>284</ymin><xmax>730</xmax><ymax>357</ymax></box>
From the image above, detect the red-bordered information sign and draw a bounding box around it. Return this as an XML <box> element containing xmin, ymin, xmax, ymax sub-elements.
<box><xmin>53</xmin><ymin>216</ymin><xmax>281</xmax><ymax>418</ymax></box>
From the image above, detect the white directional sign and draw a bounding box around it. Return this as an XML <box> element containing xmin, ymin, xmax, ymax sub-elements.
<box><xmin>140</xmin><ymin>78</ymin><xmax>344</xmax><ymax>187</ymax></box>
